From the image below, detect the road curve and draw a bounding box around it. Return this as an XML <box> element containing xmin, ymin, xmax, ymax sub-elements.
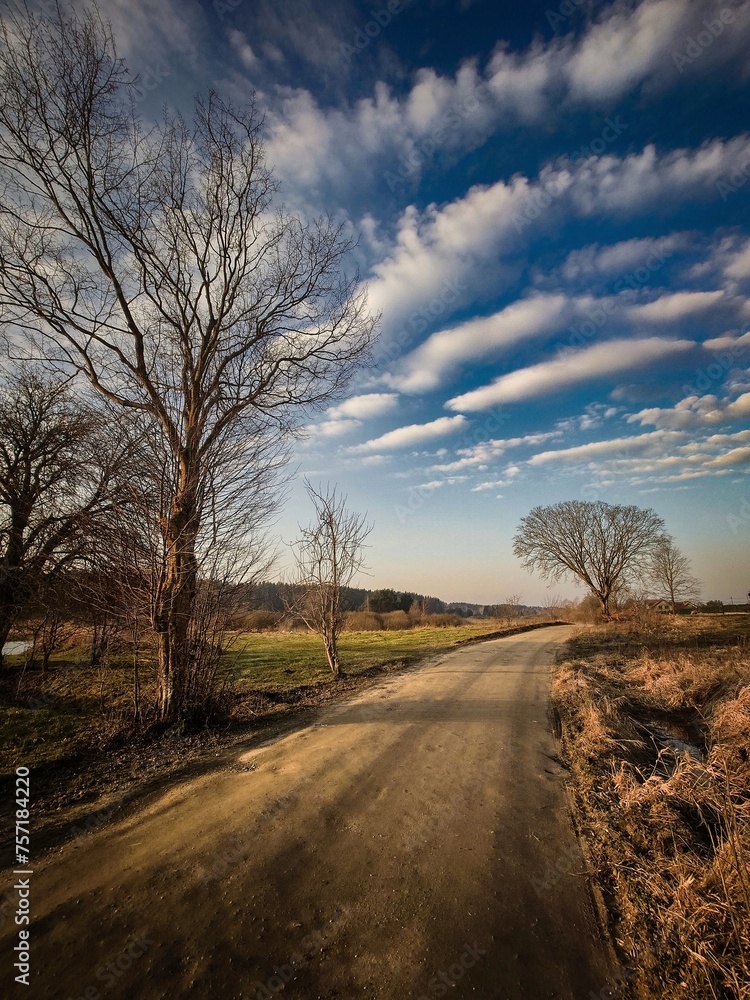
<box><xmin>5</xmin><ymin>626</ymin><xmax>620</xmax><ymax>999</ymax></box>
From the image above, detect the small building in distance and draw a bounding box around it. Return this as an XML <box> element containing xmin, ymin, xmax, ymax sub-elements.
<box><xmin>644</xmin><ymin>598</ymin><xmax>700</xmax><ymax>614</ymax></box>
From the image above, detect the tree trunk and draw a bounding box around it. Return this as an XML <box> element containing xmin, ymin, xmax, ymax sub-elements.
<box><xmin>154</xmin><ymin>484</ymin><xmax>200</xmax><ymax>723</ymax></box>
<box><xmin>599</xmin><ymin>592</ymin><xmax>611</xmax><ymax>619</ymax></box>
<box><xmin>0</xmin><ymin>609</ymin><xmax>13</xmax><ymax>670</ymax></box>
<box><xmin>323</xmin><ymin>634</ymin><xmax>341</xmax><ymax>679</ymax></box>
<box><xmin>0</xmin><ymin>513</ymin><xmax>27</xmax><ymax>670</ymax></box>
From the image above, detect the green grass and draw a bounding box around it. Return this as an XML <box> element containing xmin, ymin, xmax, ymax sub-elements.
<box><xmin>0</xmin><ymin>620</ymin><xmax>545</xmax><ymax>778</ymax></box>
<box><xmin>0</xmin><ymin>697</ymin><xmax>98</xmax><ymax>770</ymax></box>
<box><xmin>227</xmin><ymin>622</ymin><xmax>519</xmax><ymax>690</ymax></box>
<box><xmin>0</xmin><ymin>650</ymin><xmax>137</xmax><ymax>776</ymax></box>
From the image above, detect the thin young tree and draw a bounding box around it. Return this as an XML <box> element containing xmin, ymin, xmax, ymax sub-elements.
<box><xmin>502</xmin><ymin>593</ymin><xmax>522</xmax><ymax>621</ymax></box>
<box><xmin>0</xmin><ymin>368</ymin><xmax>124</xmax><ymax>667</ymax></box>
<box><xmin>0</xmin><ymin>3</ymin><xmax>377</xmax><ymax>720</ymax></box>
<box><xmin>513</xmin><ymin>500</ymin><xmax>666</xmax><ymax>619</ymax></box>
<box><xmin>292</xmin><ymin>482</ymin><xmax>371</xmax><ymax>678</ymax></box>
<box><xmin>649</xmin><ymin>537</ymin><xmax>700</xmax><ymax>614</ymax></box>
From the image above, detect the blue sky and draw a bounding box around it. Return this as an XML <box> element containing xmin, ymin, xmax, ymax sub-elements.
<box><xmin>109</xmin><ymin>0</ymin><xmax>750</xmax><ymax>604</ymax></box>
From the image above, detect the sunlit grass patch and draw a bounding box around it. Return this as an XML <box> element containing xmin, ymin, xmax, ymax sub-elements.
<box><xmin>226</xmin><ymin>622</ymin><xmax>528</xmax><ymax>691</ymax></box>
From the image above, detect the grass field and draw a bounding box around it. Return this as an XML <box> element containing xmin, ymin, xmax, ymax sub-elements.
<box><xmin>227</xmin><ymin>621</ymin><xmax>522</xmax><ymax>690</ymax></box>
<box><xmin>554</xmin><ymin>613</ymin><xmax>750</xmax><ymax>1000</ymax></box>
<box><xmin>0</xmin><ymin>620</ymin><xmax>539</xmax><ymax>784</ymax></box>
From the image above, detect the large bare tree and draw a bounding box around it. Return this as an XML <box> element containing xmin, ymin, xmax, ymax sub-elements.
<box><xmin>0</xmin><ymin>3</ymin><xmax>377</xmax><ymax>720</ymax></box>
<box><xmin>292</xmin><ymin>481</ymin><xmax>371</xmax><ymax>678</ymax></box>
<box><xmin>0</xmin><ymin>368</ymin><xmax>122</xmax><ymax>667</ymax></box>
<box><xmin>513</xmin><ymin>500</ymin><xmax>666</xmax><ymax>618</ymax></box>
<box><xmin>649</xmin><ymin>537</ymin><xmax>700</xmax><ymax>613</ymax></box>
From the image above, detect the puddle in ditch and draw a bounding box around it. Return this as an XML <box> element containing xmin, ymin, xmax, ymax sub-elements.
<box><xmin>2</xmin><ymin>641</ymin><xmax>31</xmax><ymax>656</ymax></box>
<box><xmin>642</xmin><ymin>720</ymin><xmax>706</xmax><ymax>763</ymax></box>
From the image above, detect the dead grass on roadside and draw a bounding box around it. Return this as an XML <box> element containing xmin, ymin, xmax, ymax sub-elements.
<box><xmin>554</xmin><ymin>617</ymin><xmax>750</xmax><ymax>1000</ymax></box>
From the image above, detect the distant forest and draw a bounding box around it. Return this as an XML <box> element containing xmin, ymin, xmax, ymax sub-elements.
<box><xmin>242</xmin><ymin>583</ymin><xmax>533</xmax><ymax>619</ymax></box>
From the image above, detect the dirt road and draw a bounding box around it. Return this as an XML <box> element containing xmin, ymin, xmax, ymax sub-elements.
<box><xmin>5</xmin><ymin>626</ymin><xmax>622</xmax><ymax>999</ymax></box>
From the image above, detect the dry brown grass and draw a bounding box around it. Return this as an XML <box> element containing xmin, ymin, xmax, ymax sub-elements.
<box><xmin>554</xmin><ymin>616</ymin><xmax>750</xmax><ymax>1000</ymax></box>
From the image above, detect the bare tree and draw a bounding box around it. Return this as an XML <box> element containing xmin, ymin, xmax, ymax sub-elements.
<box><xmin>84</xmin><ymin>408</ymin><xmax>285</xmax><ymax>721</ymax></box>
<box><xmin>292</xmin><ymin>482</ymin><xmax>371</xmax><ymax>678</ymax></box>
<box><xmin>0</xmin><ymin>3</ymin><xmax>377</xmax><ymax>720</ymax></box>
<box><xmin>513</xmin><ymin>500</ymin><xmax>666</xmax><ymax>619</ymax></box>
<box><xmin>503</xmin><ymin>593</ymin><xmax>522</xmax><ymax>621</ymax></box>
<box><xmin>0</xmin><ymin>368</ymin><xmax>122</xmax><ymax>667</ymax></box>
<box><xmin>649</xmin><ymin>537</ymin><xmax>700</xmax><ymax>614</ymax></box>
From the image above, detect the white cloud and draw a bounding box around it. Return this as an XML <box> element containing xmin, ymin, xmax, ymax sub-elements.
<box><xmin>364</xmin><ymin>135</ymin><xmax>750</xmax><ymax>345</ymax></box>
<box><xmin>106</xmin><ymin>0</ymin><xmax>203</xmax><ymax>69</ymax></box>
<box><xmin>528</xmin><ymin>429</ymin><xmax>684</xmax><ymax>465</ymax></box>
<box><xmin>385</xmin><ymin>294</ymin><xmax>572</xmax><ymax>393</ymax></box>
<box><xmin>262</xmin><ymin>0</ymin><xmax>750</xmax><ymax>207</ymax></box>
<box><xmin>699</xmin><ymin>429</ymin><xmax>750</xmax><ymax>447</ymax></box>
<box><xmin>725</xmin><ymin>239</ymin><xmax>750</xmax><ymax>281</ymax></box>
<box><xmin>485</xmin><ymin>40</ymin><xmax>559</xmax><ymax>119</ymax></box>
<box><xmin>301</xmin><ymin>392</ymin><xmax>400</xmax><ymax>440</ymax></box>
<box><xmin>471</xmin><ymin>479</ymin><xmax>509</xmax><ymax>492</ymax></box>
<box><xmin>524</xmin><ymin>425</ymin><xmax>750</xmax><ymax>487</ymax></box>
<box><xmin>626</xmin><ymin>290</ymin><xmax>724</xmax><ymax>323</ymax></box>
<box><xmin>565</xmin><ymin>0</ymin><xmax>688</xmax><ymax>101</ymax></box>
<box><xmin>555</xmin><ymin>403</ymin><xmax>620</xmax><ymax>434</ymax></box>
<box><xmin>563</xmin><ymin>135</ymin><xmax>750</xmax><ymax>217</ymax></box>
<box><xmin>709</xmin><ymin>446</ymin><xmax>750</xmax><ymax>467</ymax></box>
<box><xmin>447</xmin><ymin>338</ymin><xmax>694</xmax><ymax>411</ymax></box>
<box><xmin>349</xmin><ymin>415</ymin><xmax>468</xmax><ymax>453</ymax></box>
<box><xmin>630</xmin><ymin>390</ymin><xmax>750</xmax><ymax>429</ymax></box>
<box><xmin>228</xmin><ymin>30</ymin><xmax>259</xmax><ymax>71</ymax></box>
<box><xmin>559</xmin><ymin>234</ymin><xmax>685</xmax><ymax>283</ymax></box>
<box><xmin>412</xmin><ymin>480</ymin><xmax>444</xmax><ymax>491</ymax></box>
<box><xmin>703</xmin><ymin>331</ymin><xmax>750</xmax><ymax>351</ymax></box>
<box><xmin>431</xmin><ymin>432</ymin><xmax>562</xmax><ymax>472</ymax></box>
<box><xmin>302</xmin><ymin>418</ymin><xmax>362</xmax><ymax>439</ymax></box>
<box><xmin>366</xmin><ymin>178</ymin><xmax>530</xmax><ymax>336</ymax></box>
<box><xmin>327</xmin><ymin>393</ymin><xmax>399</xmax><ymax>420</ymax></box>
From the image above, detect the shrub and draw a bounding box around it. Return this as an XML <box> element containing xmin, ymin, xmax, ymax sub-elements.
<box><xmin>343</xmin><ymin>611</ymin><xmax>383</xmax><ymax>632</ymax></box>
<box><xmin>238</xmin><ymin>610</ymin><xmax>284</xmax><ymax>632</ymax></box>
<box><xmin>423</xmin><ymin>613</ymin><xmax>462</xmax><ymax>627</ymax></box>
<box><xmin>380</xmin><ymin>610</ymin><xmax>411</xmax><ymax>630</ymax></box>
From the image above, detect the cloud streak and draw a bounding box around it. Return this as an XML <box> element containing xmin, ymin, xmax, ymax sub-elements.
<box><xmin>446</xmin><ymin>338</ymin><xmax>695</xmax><ymax>411</ymax></box>
<box><xmin>348</xmin><ymin>415</ymin><xmax>468</xmax><ymax>453</ymax></box>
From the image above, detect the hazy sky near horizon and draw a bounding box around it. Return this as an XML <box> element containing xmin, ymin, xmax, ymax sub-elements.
<box><xmin>104</xmin><ymin>0</ymin><xmax>749</xmax><ymax>604</ymax></box>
